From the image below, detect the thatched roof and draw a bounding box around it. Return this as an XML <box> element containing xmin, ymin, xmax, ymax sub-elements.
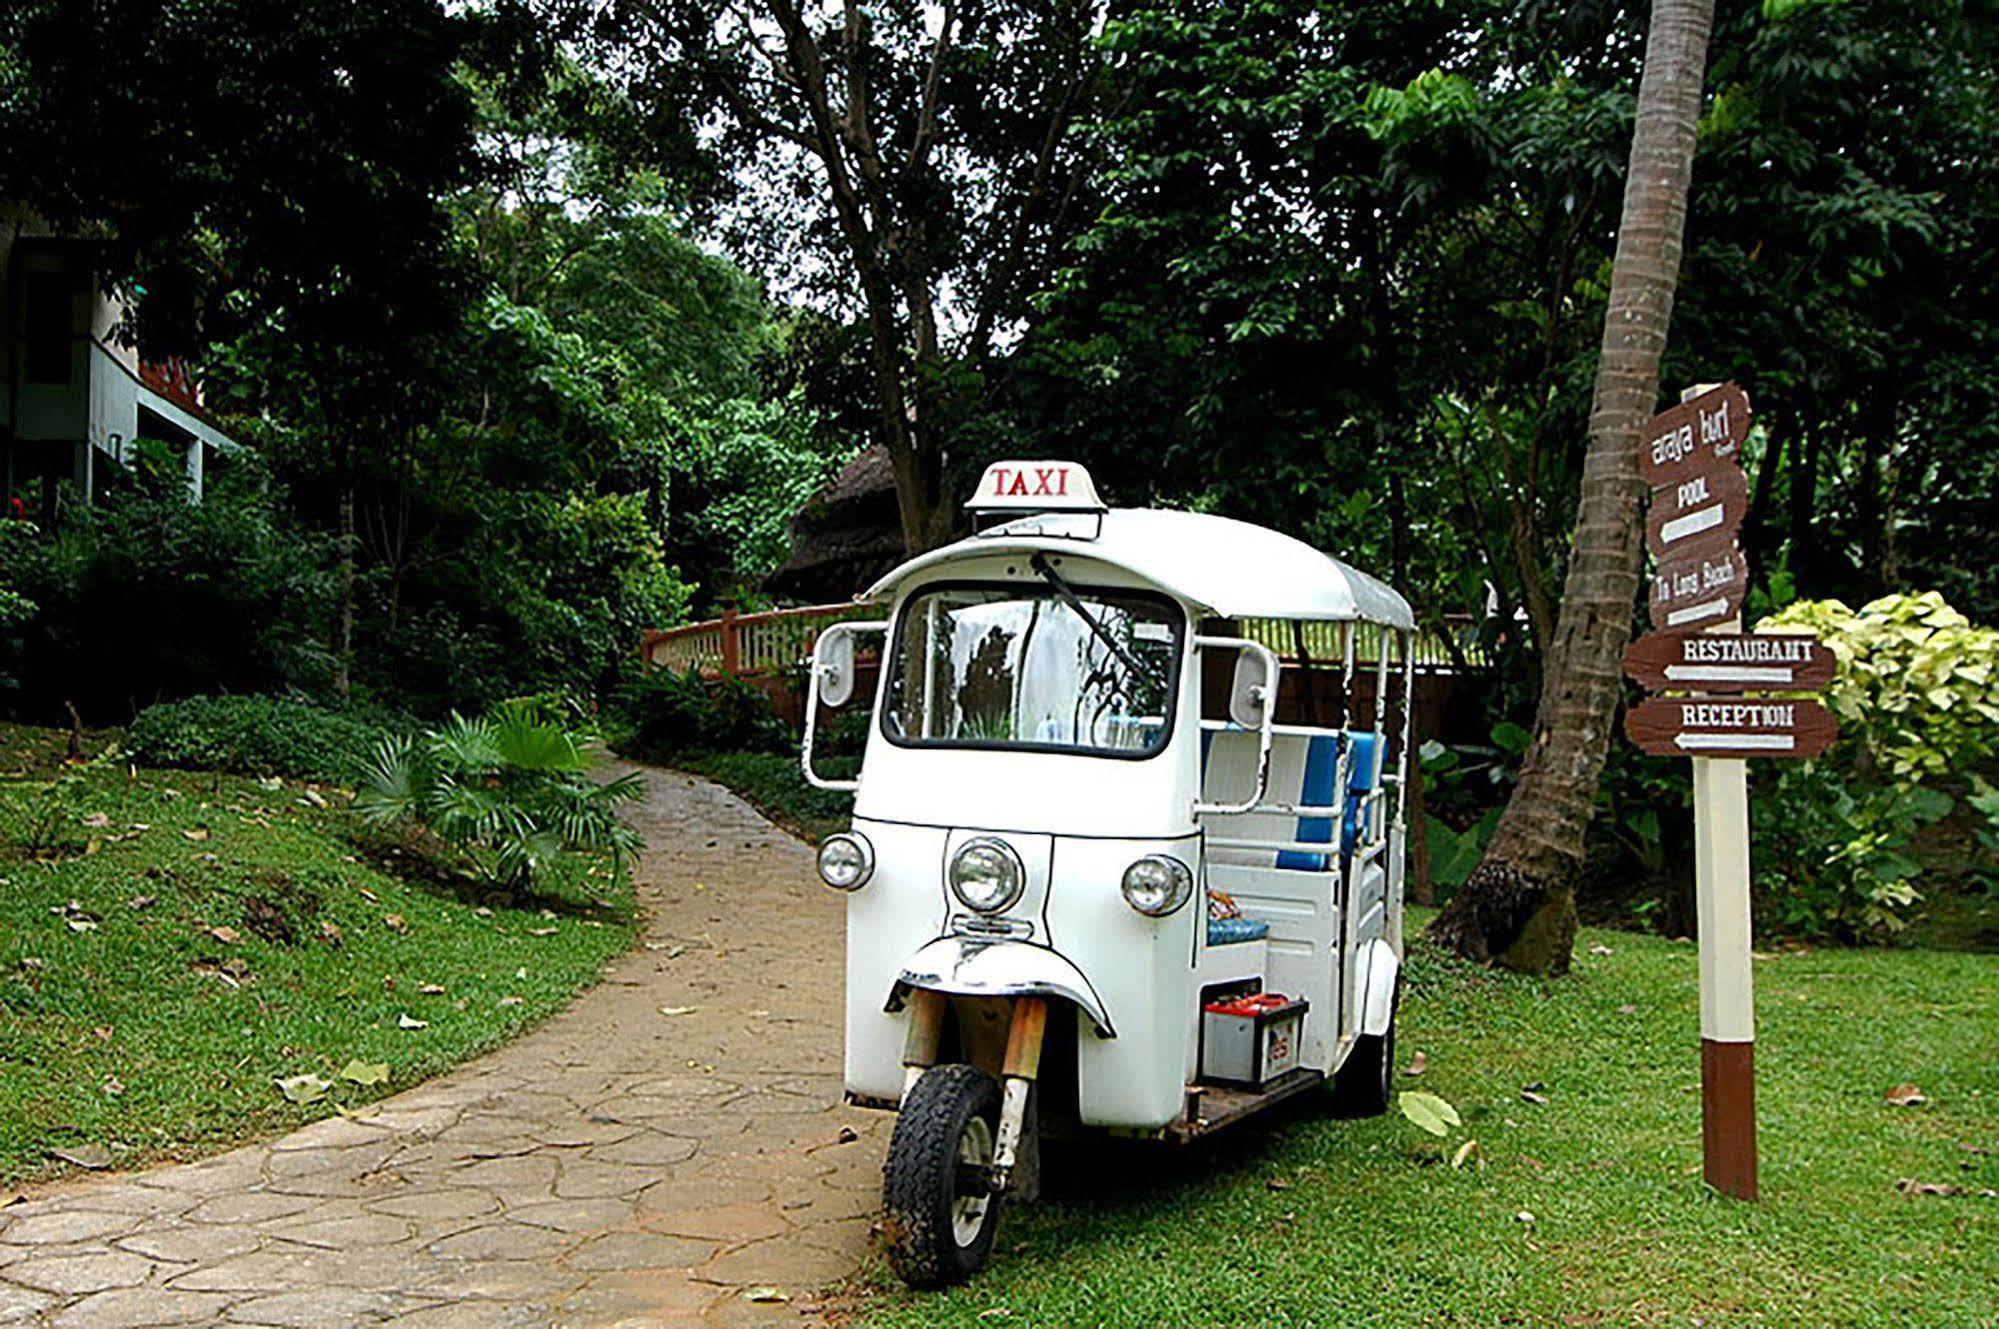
<box><xmin>763</xmin><ymin>445</ymin><xmax>907</xmax><ymax>602</ymax></box>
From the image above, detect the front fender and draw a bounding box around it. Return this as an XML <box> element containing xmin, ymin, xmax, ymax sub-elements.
<box><xmin>889</xmin><ymin>937</ymin><xmax>1116</xmax><ymax>1039</ymax></box>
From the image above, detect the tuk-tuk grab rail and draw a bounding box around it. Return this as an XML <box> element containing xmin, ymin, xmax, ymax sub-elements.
<box><xmin>1191</xmin><ymin>636</ymin><xmax>1281</xmax><ymax>817</ymax></box>
<box><xmin>801</xmin><ymin>619</ymin><xmax>891</xmax><ymax>792</ymax></box>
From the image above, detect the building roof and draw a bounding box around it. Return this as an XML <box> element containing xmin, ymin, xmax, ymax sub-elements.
<box><xmin>866</xmin><ymin>507</ymin><xmax>1414</xmax><ymax>628</ymax></box>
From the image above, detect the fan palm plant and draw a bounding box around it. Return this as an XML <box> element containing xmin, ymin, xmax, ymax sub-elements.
<box><xmin>356</xmin><ymin>699</ymin><xmax>644</xmax><ymax>891</ymax></box>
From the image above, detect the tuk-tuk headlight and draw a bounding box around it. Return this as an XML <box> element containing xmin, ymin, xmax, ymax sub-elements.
<box><xmin>1121</xmin><ymin>855</ymin><xmax>1193</xmax><ymax>917</ymax></box>
<box><xmin>817</xmin><ymin>833</ymin><xmax>874</xmax><ymax>891</ymax></box>
<box><xmin>949</xmin><ymin>838</ymin><xmax>1024</xmax><ymax>914</ymax></box>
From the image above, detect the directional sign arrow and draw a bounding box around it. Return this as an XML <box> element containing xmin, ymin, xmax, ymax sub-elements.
<box><xmin>1650</xmin><ymin>547</ymin><xmax>1750</xmax><ymax>632</ymax></box>
<box><xmin>1623</xmin><ymin>631</ymin><xmax>1835</xmax><ymax>694</ymax></box>
<box><xmin>1624</xmin><ymin>696</ymin><xmax>1839</xmax><ymax>760</ymax></box>
<box><xmin>1646</xmin><ymin>461</ymin><xmax>1747</xmax><ymax>562</ymax></box>
<box><xmin>1642</xmin><ymin>382</ymin><xmax>1751</xmax><ymax>490</ymax></box>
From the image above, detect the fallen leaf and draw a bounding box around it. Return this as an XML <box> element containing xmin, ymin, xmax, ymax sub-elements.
<box><xmin>1588</xmin><ymin>943</ymin><xmax>1613</xmax><ymax>956</ymax></box>
<box><xmin>209</xmin><ymin>926</ymin><xmax>243</xmax><ymax>945</ymax></box>
<box><xmin>82</xmin><ymin>811</ymin><xmax>110</xmax><ymax>828</ymax></box>
<box><xmin>93</xmin><ymin>1026</ymin><xmax>113</xmax><ymax>1040</ymax></box>
<box><xmin>338</xmin><ymin>1059</ymin><xmax>390</xmax><ymax>1086</ymax></box>
<box><xmin>1521</xmin><ymin>1089</ymin><xmax>1550</xmax><ymax>1106</ymax></box>
<box><xmin>836</xmin><ymin>1125</ymin><xmax>859</xmax><ymax>1144</ymax></box>
<box><xmin>743</xmin><ymin>1288</ymin><xmax>789</xmax><ymax>1304</ymax></box>
<box><xmin>658</xmin><ymin>1006</ymin><xmax>698</xmax><ymax>1017</ymax></box>
<box><xmin>497</xmin><ymin>995</ymin><xmax>524</xmax><ymax>1007</ymax></box>
<box><xmin>0</xmin><ymin>1190</ymin><xmax>21</xmax><ymax>1208</ymax></box>
<box><xmin>1884</xmin><ymin>1083</ymin><xmax>1927</xmax><ymax>1108</ymax></box>
<box><xmin>357</xmin><ymin>886</ymin><xmax>379</xmax><ymax>902</ymax></box>
<box><xmin>275</xmin><ymin>1073</ymin><xmax>332</xmax><ymax>1105</ymax></box>
<box><xmin>319</xmin><ymin>920</ymin><xmax>344</xmax><ymax>945</ymax></box>
<box><xmin>1515</xmin><ymin>1210</ymin><xmax>1536</xmax><ymax>1224</ymax></box>
<box><xmin>383</xmin><ymin>914</ymin><xmax>409</xmax><ymax>934</ymax></box>
<box><xmin>1266</xmin><ymin>1176</ymin><xmax>1292</xmax><ymax>1191</ymax></box>
<box><xmin>65</xmin><ymin>917</ymin><xmax>98</xmax><ymax>933</ymax></box>
<box><xmin>182</xmin><ymin>827</ymin><xmax>209</xmax><ymax>842</ymax></box>
<box><xmin>1403</xmin><ymin>1050</ymin><xmax>1428</xmax><ymax>1077</ymax></box>
<box><xmin>419</xmin><ymin>982</ymin><xmax>445</xmax><ymax>995</ymax></box>
<box><xmin>978</xmin><ymin>1310</ymin><xmax>1013</xmax><ymax>1320</ymax></box>
<box><xmin>1398</xmin><ymin>1090</ymin><xmax>1462</xmax><ymax>1137</ymax></box>
<box><xmin>1895</xmin><ymin>1178</ymin><xmax>1963</xmax><ymax>1196</ymax></box>
<box><xmin>50</xmin><ymin>1144</ymin><xmax>112</xmax><ymax>1170</ymax></box>
<box><xmin>527</xmin><ymin>926</ymin><xmax>559</xmax><ymax>937</ymax></box>
<box><xmin>101</xmin><ymin>1077</ymin><xmax>124</xmax><ymax>1097</ymax></box>
<box><xmin>300</xmin><ymin>788</ymin><xmax>329</xmax><ymax>809</ymax></box>
<box><xmin>398</xmin><ymin>1014</ymin><xmax>428</xmax><ymax>1030</ymax></box>
<box><xmin>1617</xmin><ymin>1004</ymin><xmax>1639</xmax><ymax>1015</ymax></box>
<box><xmin>128</xmin><ymin>895</ymin><xmax>156</xmax><ymax>910</ymax></box>
<box><xmin>1451</xmin><ymin>1138</ymin><xmax>1481</xmax><ymax>1170</ymax></box>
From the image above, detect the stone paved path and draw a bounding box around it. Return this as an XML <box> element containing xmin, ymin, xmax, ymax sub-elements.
<box><xmin>0</xmin><ymin>767</ymin><xmax>889</xmax><ymax>1328</ymax></box>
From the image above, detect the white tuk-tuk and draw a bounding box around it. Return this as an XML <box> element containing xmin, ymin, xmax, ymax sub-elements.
<box><xmin>802</xmin><ymin>460</ymin><xmax>1415</xmax><ymax>1287</ymax></box>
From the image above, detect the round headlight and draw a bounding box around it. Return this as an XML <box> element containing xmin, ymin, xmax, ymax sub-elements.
<box><xmin>816</xmin><ymin>833</ymin><xmax>874</xmax><ymax>890</ymax></box>
<box><xmin>949</xmin><ymin>838</ymin><xmax>1024</xmax><ymax>914</ymax></box>
<box><xmin>1121</xmin><ymin>855</ymin><xmax>1193</xmax><ymax>917</ymax></box>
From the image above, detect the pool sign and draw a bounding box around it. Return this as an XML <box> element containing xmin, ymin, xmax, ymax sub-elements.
<box><xmin>1622</xmin><ymin>631</ymin><xmax>1835</xmax><ymax>693</ymax></box>
<box><xmin>1624</xmin><ymin>696</ymin><xmax>1840</xmax><ymax>759</ymax></box>
<box><xmin>1644</xmin><ymin>461</ymin><xmax>1748</xmax><ymax>562</ymax></box>
<box><xmin>1640</xmin><ymin>381</ymin><xmax>1751</xmax><ymax>489</ymax></box>
<box><xmin>1651</xmin><ymin>547</ymin><xmax>1749</xmax><ymax>631</ymax></box>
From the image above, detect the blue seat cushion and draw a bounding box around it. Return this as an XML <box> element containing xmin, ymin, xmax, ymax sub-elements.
<box><xmin>1274</xmin><ymin>733</ymin><xmax>1339</xmax><ymax>871</ymax></box>
<box><xmin>1207</xmin><ymin>916</ymin><xmax>1271</xmax><ymax>945</ymax></box>
<box><xmin>1342</xmin><ymin>730</ymin><xmax>1381</xmax><ymax>855</ymax></box>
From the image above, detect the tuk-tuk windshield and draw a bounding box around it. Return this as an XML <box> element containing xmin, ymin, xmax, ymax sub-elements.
<box><xmin>881</xmin><ymin>584</ymin><xmax>1182</xmax><ymax>757</ymax></box>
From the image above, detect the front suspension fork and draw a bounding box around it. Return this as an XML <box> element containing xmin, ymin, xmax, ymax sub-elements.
<box><xmin>899</xmin><ymin>991</ymin><xmax>1049</xmax><ymax>1195</ymax></box>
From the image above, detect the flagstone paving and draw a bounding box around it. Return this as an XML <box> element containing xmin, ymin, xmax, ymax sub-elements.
<box><xmin>0</xmin><ymin>767</ymin><xmax>887</xmax><ymax>1327</ymax></box>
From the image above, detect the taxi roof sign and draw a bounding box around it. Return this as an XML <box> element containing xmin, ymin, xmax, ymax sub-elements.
<box><xmin>965</xmin><ymin>459</ymin><xmax>1106</xmax><ymax>513</ymax></box>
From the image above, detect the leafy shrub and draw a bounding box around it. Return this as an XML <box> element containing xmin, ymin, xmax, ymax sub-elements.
<box><xmin>0</xmin><ymin>468</ymin><xmax>335</xmax><ymax>721</ymax></box>
<box><xmin>613</xmin><ymin>665</ymin><xmax>791</xmax><ymax>759</ymax></box>
<box><xmin>126</xmin><ymin>695</ymin><xmax>387</xmax><ymax>783</ymax></box>
<box><xmin>1753</xmin><ymin>592</ymin><xmax>1999</xmax><ymax>938</ymax></box>
<box><xmin>355</xmin><ymin>699</ymin><xmax>643</xmax><ymax>891</ymax></box>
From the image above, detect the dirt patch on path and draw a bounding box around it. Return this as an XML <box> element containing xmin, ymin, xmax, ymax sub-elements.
<box><xmin>0</xmin><ymin>766</ymin><xmax>887</xmax><ymax>1327</ymax></box>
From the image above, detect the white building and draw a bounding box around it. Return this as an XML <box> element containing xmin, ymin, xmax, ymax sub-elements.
<box><xmin>2</xmin><ymin>207</ymin><xmax>240</xmax><ymax>515</ymax></box>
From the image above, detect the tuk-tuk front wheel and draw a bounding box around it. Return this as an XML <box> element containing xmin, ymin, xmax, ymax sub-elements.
<box><xmin>882</xmin><ymin>1063</ymin><xmax>1003</xmax><ymax>1288</ymax></box>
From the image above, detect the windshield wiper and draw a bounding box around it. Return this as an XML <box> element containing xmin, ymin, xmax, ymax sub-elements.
<box><xmin>1029</xmin><ymin>553</ymin><xmax>1167</xmax><ymax>694</ymax></box>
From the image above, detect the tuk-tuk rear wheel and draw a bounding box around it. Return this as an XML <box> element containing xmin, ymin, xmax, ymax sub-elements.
<box><xmin>882</xmin><ymin>1063</ymin><xmax>1004</xmax><ymax>1289</ymax></box>
<box><xmin>1330</xmin><ymin>976</ymin><xmax>1400</xmax><ymax>1118</ymax></box>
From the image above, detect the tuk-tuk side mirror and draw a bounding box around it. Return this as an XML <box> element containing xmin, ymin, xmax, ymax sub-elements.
<box><xmin>1229</xmin><ymin>648</ymin><xmax>1270</xmax><ymax>728</ymax></box>
<box><xmin>816</xmin><ymin>629</ymin><xmax>857</xmax><ymax>709</ymax></box>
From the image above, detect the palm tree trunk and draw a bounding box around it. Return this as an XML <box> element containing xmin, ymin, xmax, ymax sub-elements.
<box><xmin>1427</xmin><ymin>0</ymin><xmax>1717</xmax><ymax>973</ymax></box>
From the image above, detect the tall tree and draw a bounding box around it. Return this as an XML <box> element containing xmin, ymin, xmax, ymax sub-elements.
<box><xmin>604</xmin><ymin>0</ymin><xmax>1109</xmax><ymax>553</ymax></box>
<box><xmin>1428</xmin><ymin>0</ymin><xmax>1717</xmax><ymax>972</ymax></box>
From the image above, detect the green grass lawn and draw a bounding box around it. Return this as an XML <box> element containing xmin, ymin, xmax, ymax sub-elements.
<box><xmin>849</xmin><ymin>914</ymin><xmax>1999</xmax><ymax>1328</ymax></box>
<box><xmin>0</xmin><ymin>725</ymin><xmax>638</xmax><ymax>1186</ymax></box>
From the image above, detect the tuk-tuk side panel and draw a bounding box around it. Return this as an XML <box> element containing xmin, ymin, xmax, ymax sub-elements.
<box><xmin>843</xmin><ymin>817</ymin><xmax>952</xmax><ymax>1103</ymax></box>
<box><xmin>1043</xmin><ymin>835</ymin><xmax>1201</xmax><ymax>1130</ymax></box>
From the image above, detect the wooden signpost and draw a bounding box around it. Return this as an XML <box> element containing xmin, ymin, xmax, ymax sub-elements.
<box><xmin>1622</xmin><ymin>382</ymin><xmax>1838</xmax><ymax>1204</ymax></box>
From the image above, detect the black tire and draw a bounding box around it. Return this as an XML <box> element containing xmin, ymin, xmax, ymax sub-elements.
<box><xmin>881</xmin><ymin>1064</ymin><xmax>1004</xmax><ymax>1289</ymax></box>
<box><xmin>1330</xmin><ymin>976</ymin><xmax>1400</xmax><ymax>1118</ymax></box>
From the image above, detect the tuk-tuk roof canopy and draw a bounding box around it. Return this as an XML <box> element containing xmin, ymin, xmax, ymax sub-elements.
<box><xmin>866</xmin><ymin>508</ymin><xmax>1415</xmax><ymax>630</ymax></box>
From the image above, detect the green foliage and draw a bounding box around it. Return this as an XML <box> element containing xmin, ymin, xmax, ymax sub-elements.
<box><xmin>355</xmin><ymin>700</ymin><xmax>644</xmax><ymax>891</ymax></box>
<box><xmin>126</xmin><ymin>696</ymin><xmax>389</xmax><ymax>784</ymax></box>
<box><xmin>613</xmin><ymin>667</ymin><xmax>791</xmax><ymax>761</ymax></box>
<box><xmin>0</xmin><ymin>470</ymin><xmax>336</xmax><ymax>721</ymax></box>
<box><xmin>1753</xmin><ymin>593</ymin><xmax>1999</xmax><ymax>937</ymax></box>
